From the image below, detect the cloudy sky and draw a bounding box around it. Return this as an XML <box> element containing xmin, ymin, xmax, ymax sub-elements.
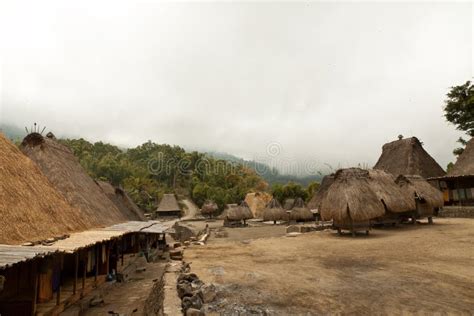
<box><xmin>0</xmin><ymin>1</ymin><xmax>472</xmax><ymax>174</ymax></box>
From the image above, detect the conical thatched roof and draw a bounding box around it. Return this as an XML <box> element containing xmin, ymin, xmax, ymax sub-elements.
<box><xmin>97</xmin><ymin>180</ymin><xmax>146</xmax><ymax>221</ymax></box>
<box><xmin>222</xmin><ymin>201</ymin><xmax>254</xmax><ymax>221</ymax></box>
<box><xmin>20</xmin><ymin>133</ymin><xmax>128</xmax><ymax>227</ymax></box>
<box><xmin>396</xmin><ymin>175</ymin><xmax>444</xmax><ymax>216</ymax></box>
<box><xmin>201</xmin><ymin>200</ymin><xmax>218</xmax><ymax>215</ymax></box>
<box><xmin>374</xmin><ymin>137</ymin><xmax>445</xmax><ymax>178</ymax></box>
<box><xmin>0</xmin><ymin>133</ymin><xmax>89</xmax><ymax>244</ymax></box>
<box><xmin>262</xmin><ymin>198</ymin><xmax>288</xmax><ymax>222</ymax></box>
<box><xmin>289</xmin><ymin>197</ymin><xmax>313</xmax><ymax>221</ymax></box>
<box><xmin>320</xmin><ymin>168</ymin><xmax>386</xmax><ymax>222</ymax></box>
<box><xmin>156</xmin><ymin>194</ymin><xmax>181</xmax><ymax>213</ymax></box>
<box><xmin>445</xmin><ymin>137</ymin><xmax>474</xmax><ymax>177</ymax></box>
<box><xmin>244</xmin><ymin>192</ymin><xmax>272</xmax><ymax>218</ymax></box>
<box><xmin>307</xmin><ymin>175</ymin><xmax>334</xmax><ymax>210</ymax></box>
<box><xmin>283</xmin><ymin>198</ymin><xmax>295</xmax><ymax>210</ymax></box>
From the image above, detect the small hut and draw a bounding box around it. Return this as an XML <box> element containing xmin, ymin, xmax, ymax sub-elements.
<box><xmin>97</xmin><ymin>181</ymin><xmax>146</xmax><ymax>221</ymax></box>
<box><xmin>262</xmin><ymin>199</ymin><xmax>288</xmax><ymax>224</ymax></box>
<box><xmin>244</xmin><ymin>192</ymin><xmax>272</xmax><ymax>218</ymax></box>
<box><xmin>319</xmin><ymin>168</ymin><xmax>386</xmax><ymax>236</ymax></box>
<box><xmin>201</xmin><ymin>200</ymin><xmax>218</xmax><ymax>219</ymax></box>
<box><xmin>430</xmin><ymin>137</ymin><xmax>474</xmax><ymax>206</ymax></box>
<box><xmin>283</xmin><ymin>198</ymin><xmax>295</xmax><ymax>210</ymax></box>
<box><xmin>396</xmin><ymin>175</ymin><xmax>444</xmax><ymax>223</ymax></box>
<box><xmin>374</xmin><ymin>136</ymin><xmax>446</xmax><ymax>179</ymax></box>
<box><xmin>222</xmin><ymin>202</ymin><xmax>254</xmax><ymax>227</ymax></box>
<box><xmin>307</xmin><ymin>175</ymin><xmax>335</xmax><ymax>219</ymax></box>
<box><xmin>155</xmin><ymin>194</ymin><xmax>181</xmax><ymax>218</ymax></box>
<box><xmin>289</xmin><ymin>198</ymin><xmax>314</xmax><ymax>222</ymax></box>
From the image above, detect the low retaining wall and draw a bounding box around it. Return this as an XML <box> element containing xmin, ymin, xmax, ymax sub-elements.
<box><xmin>439</xmin><ymin>206</ymin><xmax>474</xmax><ymax>218</ymax></box>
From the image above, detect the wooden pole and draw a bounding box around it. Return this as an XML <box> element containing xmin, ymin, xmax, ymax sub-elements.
<box><xmin>73</xmin><ymin>252</ymin><xmax>78</xmax><ymax>295</ymax></box>
<box><xmin>56</xmin><ymin>255</ymin><xmax>62</xmax><ymax>306</ymax></box>
<box><xmin>32</xmin><ymin>261</ymin><xmax>39</xmax><ymax>316</ymax></box>
<box><xmin>82</xmin><ymin>250</ymin><xmax>87</xmax><ymax>296</ymax></box>
<box><xmin>105</xmin><ymin>243</ymin><xmax>110</xmax><ymax>275</ymax></box>
<box><xmin>94</xmin><ymin>245</ymin><xmax>99</xmax><ymax>284</ymax></box>
<box><xmin>121</xmin><ymin>238</ymin><xmax>125</xmax><ymax>267</ymax></box>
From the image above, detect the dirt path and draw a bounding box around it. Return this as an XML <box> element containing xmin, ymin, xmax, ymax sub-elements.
<box><xmin>181</xmin><ymin>199</ymin><xmax>199</xmax><ymax>220</ymax></box>
<box><xmin>185</xmin><ymin>218</ymin><xmax>474</xmax><ymax>315</ymax></box>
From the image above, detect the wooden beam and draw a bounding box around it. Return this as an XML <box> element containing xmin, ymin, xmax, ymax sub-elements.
<box><xmin>32</xmin><ymin>261</ymin><xmax>39</xmax><ymax>316</ymax></box>
<box><xmin>105</xmin><ymin>243</ymin><xmax>110</xmax><ymax>275</ymax></box>
<box><xmin>56</xmin><ymin>254</ymin><xmax>62</xmax><ymax>306</ymax></box>
<box><xmin>94</xmin><ymin>245</ymin><xmax>99</xmax><ymax>284</ymax></box>
<box><xmin>82</xmin><ymin>250</ymin><xmax>87</xmax><ymax>296</ymax></box>
<box><xmin>73</xmin><ymin>251</ymin><xmax>78</xmax><ymax>295</ymax></box>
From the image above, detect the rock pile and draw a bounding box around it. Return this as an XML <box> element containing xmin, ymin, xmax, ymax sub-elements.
<box><xmin>176</xmin><ymin>272</ymin><xmax>217</xmax><ymax>316</ymax></box>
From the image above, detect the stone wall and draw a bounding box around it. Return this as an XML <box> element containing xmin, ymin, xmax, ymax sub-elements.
<box><xmin>439</xmin><ymin>206</ymin><xmax>474</xmax><ymax>218</ymax></box>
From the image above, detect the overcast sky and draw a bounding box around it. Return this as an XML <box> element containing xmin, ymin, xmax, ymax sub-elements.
<box><xmin>0</xmin><ymin>1</ymin><xmax>472</xmax><ymax>175</ymax></box>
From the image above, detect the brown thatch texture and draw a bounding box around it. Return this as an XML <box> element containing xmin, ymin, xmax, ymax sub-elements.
<box><xmin>156</xmin><ymin>194</ymin><xmax>181</xmax><ymax>213</ymax></box>
<box><xmin>96</xmin><ymin>181</ymin><xmax>146</xmax><ymax>221</ymax></box>
<box><xmin>396</xmin><ymin>175</ymin><xmax>444</xmax><ymax>216</ymax></box>
<box><xmin>367</xmin><ymin>169</ymin><xmax>416</xmax><ymax>213</ymax></box>
<box><xmin>289</xmin><ymin>198</ymin><xmax>313</xmax><ymax>221</ymax></box>
<box><xmin>262</xmin><ymin>198</ymin><xmax>288</xmax><ymax>222</ymax></box>
<box><xmin>307</xmin><ymin>175</ymin><xmax>334</xmax><ymax>210</ymax></box>
<box><xmin>244</xmin><ymin>192</ymin><xmax>272</xmax><ymax>218</ymax></box>
<box><xmin>20</xmin><ymin>133</ymin><xmax>128</xmax><ymax>227</ymax></box>
<box><xmin>446</xmin><ymin>137</ymin><xmax>474</xmax><ymax>177</ymax></box>
<box><xmin>0</xmin><ymin>133</ymin><xmax>89</xmax><ymax>244</ymax></box>
<box><xmin>222</xmin><ymin>202</ymin><xmax>254</xmax><ymax>221</ymax></box>
<box><xmin>201</xmin><ymin>200</ymin><xmax>218</xmax><ymax>216</ymax></box>
<box><xmin>319</xmin><ymin>168</ymin><xmax>386</xmax><ymax>222</ymax></box>
<box><xmin>374</xmin><ymin>137</ymin><xmax>446</xmax><ymax>178</ymax></box>
<box><xmin>283</xmin><ymin>198</ymin><xmax>295</xmax><ymax>210</ymax></box>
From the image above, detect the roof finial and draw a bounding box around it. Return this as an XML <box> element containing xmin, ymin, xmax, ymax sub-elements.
<box><xmin>398</xmin><ymin>134</ymin><xmax>403</xmax><ymax>140</ymax></box>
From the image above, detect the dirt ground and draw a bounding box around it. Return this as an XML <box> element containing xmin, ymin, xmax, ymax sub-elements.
<box><xmin>184</xmin><ymin>218</ymin><xmax>474</xmax><ymax>315</ymax></box>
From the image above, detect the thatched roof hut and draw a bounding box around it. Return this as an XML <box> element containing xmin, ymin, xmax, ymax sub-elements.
<box><xmin>319</xmin><ymin>168</ymin><xmax>387</xmax><ymax>223</ymax></box>
<box><xmin>20</xmin><ymin>133</ymin><xmax>129</xmax><ymax>227</ymax></box>
<box><xmin>374</xmin><ymin>137</ymin><xmax>446</xmax><ymax>178</ymax></box>
<box><xmin>201</xmin><ymin>200</ymin><xmax>218</xmax><ymax>217</ymax></box>
<box><xmin>445</xmin><ymin>137</ymin><xmax>474</xmax><ymax>178</ymax></box>
<box><xmin>97</xmin><ymin>180</ymin><xmax>146</xmax><ymax>221</ymax></box>
<box><xmin>0</xmin><ymin>133</ymin><xmax>89</xmax><ymax>244</ymax></box>
<box><xmin>307</xmin><ymin>175</ymin><xmax>334</xmax><ymax>211</ymax></box>
<box><xmin>262</xmin><ymin>199</ymin><xmax>288</xmax><ymax>223</ymax></box>
<box><xmin>244</xmin><ymin>192</ymin><xmax>272</xmax><ymax>218</ymax></box>
<box><xmin>222</xmin><ymin>202</ymin><xmax>254</xmax><ymax>221</ymax></box>
<box><xmin>283</xmin><ymin>198</ymin><xmax>295</xmax><ymax>210</ymax></box>
<box><xmin>396</xmin><ymin>175</ymin><xmax>444</xmax><ymax>216</ymax></box>
<box><xmin>289</xmin><ymin>197</ymin><xmax>313</xmax><ymax>222</ymax></box>
<box><xmin>156</xmin><ymin>194</ymin><xmax>181</xmax><ymax>216</ymax></box>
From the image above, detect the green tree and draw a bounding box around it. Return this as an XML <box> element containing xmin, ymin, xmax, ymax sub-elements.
<box><xmin>444</xmin><ymin>81</ymin><xmax>474</xmax><ymax>136</ymax></box>
<box><xmin>306</xmin><ymin>181</ymin><xmax>320</xmax><ymax>200</ymax></box>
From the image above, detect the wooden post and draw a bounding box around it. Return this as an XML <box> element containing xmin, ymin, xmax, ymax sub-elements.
<box><xmin>94</xmin><ymin>245</ymin><xmax>99</xmax><ymax>284</ymax></box>
<box><xmin>82</xmin><ymin>250</ymin><xmax>87</xmax><ymax>296</ymax></box>
<box><xmin>73</xmin><ymin>252</ymin><xmax>78</xmax><ymax>295</ymax></box>
<box><xmin>56</xmin><ymin>254</ymin><xmax>62</xmax><ymax>306</ymax></box>
<box><xmin>32</xmin><ymin>261</ymin><xmax>39</xmax><ymax>315</ymax></box>
<box><xmin>121</xmin><ymin>238</ymin><xmax>125</xmax><ymax>266</ymax></box>
<box><xmin>105</xmin><ymin>243</ymin><xmax>110</xmax><ymax>275</ymax></box>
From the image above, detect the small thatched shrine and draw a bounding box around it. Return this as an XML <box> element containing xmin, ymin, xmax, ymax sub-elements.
<box><xmin>0</xmin><ymin>133</ymin><xmax>89</xmax><ymax>244</ymax></box>
<box><xmin>374</xmin><ymin>136</ymin><xmax>446</xmax><ymax>179</ymax></box>
<box><xmin>201</xmin><ymin>200</ymin><xmax>218</xmax><ymax>218</ymax></box>
<box><xmin>155</xmin><ymin>194</ymin><xmax>181</xmax><ymax>217</ymax></box>
<box><xmin>262</xmin><ymin>199</ymin><xmax>288</xmax><ymax>224</ymax></box>
<box><xmin>97</xmin><ymin>180</ymin><xmax>146</xmax><ymax>221</ymax></box>
<box><xmin>289</xmin><ymin>197</ymin><xmax>313</xmax><ymax>222</ymax></box>
<box><xmin>222</xmin><ymin>201</ymin><xmax>254</xmax><ymax>227</ymax></box>
<box><xmin>20</xmin><ymin>133</ymin><xmax>129</xmax><ymax>227</ymax></box>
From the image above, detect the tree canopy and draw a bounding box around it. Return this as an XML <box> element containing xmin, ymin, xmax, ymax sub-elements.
<box><xmin>444</xmin><ymin>81</ymin><xmax>474</xmax><ymax>137</ymax></box>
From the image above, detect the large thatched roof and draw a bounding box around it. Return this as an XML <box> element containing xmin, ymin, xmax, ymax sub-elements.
<box><xmin>445</xmin><ymin>137</ymin><xmax>474</xmax><ymax>178</ymax></box>
<box><xmin>156</xmin><ymin>194</ymin><xmax>180</xmax><ymax>212</ymax></box>
<box><xmin>20</xmin><ymin>133</ymin><xmax>129</xmax><ymax>227</ymax></box>
<box><xmin>0</xmin><ymin>133</ymin><xmax>89</xmax><ymax>244</ymax></box>
<box><xmin>307</xmin><ymin>175</ymin><xmax>334</xmax><ymax>210</ymax></box>
<box><xmin>320</xmin><ymin>168</ymin><xmax>388</xmax><ymax>222</ymax></box>
<box><xmin>396</xmin><ymin>175</ymin><xmax>444</xmax><ymax>215</ymax></box>
<box><xmin>262</xmin><ymin>198</ymin><xmax>288</xmax><ymax>222</ymax></box>
<box><xmin>97</xmin><ymin>180</ymin><xmax>146</xmax><ymax>221</ymax></box>
<box><xmin>374</xmin><ymin>137</ymin><xmax>445</xmax><ymax>178</ymax></box>
<box><xmin>244</xmin><ymin>192</ymin><xmax>272</xmax><ymax>218</ymax></box>
<box><xmin>222</xmin><ymin>201</ymin><xmax>254</xmax><ymax>221</ymax></box>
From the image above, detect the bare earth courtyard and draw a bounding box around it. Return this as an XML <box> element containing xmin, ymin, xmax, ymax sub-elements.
<box><xmin>184</xmin><ymin>218</ymin><xmax>474</xmax><ymax>315</ymax></box>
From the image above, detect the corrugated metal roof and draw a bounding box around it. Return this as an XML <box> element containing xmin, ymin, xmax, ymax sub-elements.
<box><xmin>0</xmin><ymin>221</ymin><xmax>169</xmax><ymax>269</ymax></box>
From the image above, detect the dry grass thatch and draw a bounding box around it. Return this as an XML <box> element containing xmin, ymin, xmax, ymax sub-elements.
<box><xmin>97</xmin><ymin>180</ymin><xmax>146</xmax><ymax>221</ymax></box>
<box><xmin>262</xmin><ymin>198</ymin><xmax>288</xmax><ymax>222</ymax></box>
<box><xmin>283</xmin><ymin>198</ymin><xmax>295</xmax><ymax>210</ymax></box>
<box><xmin>0</xmin><ymin>133</ymin><xmax>90</xmax><ymax>244</ymax></box>
<box><xmin>222</xmin><ymin>201</ymin><xmax>254</xmax><ymax>221</ymax></box>
<box><xmin>446</xmin><ymin>137</ymin><xmax>474</xmax><ymax>177</ymax></box>
<box><xmin>374</xmin><ymin>137</ymin><xmax>446</xmax><ymax>178</ymax></box>
<box><xmin>319</xmin><ymin>168</ymin><xmax>386</xmax><ymax>222</ymax></box>
<box><xmin>289</xmin><ymin>198</ymin><xmax>313</xmax><ymax>221</ymax></box>
<box><xmin>307</xmin><ymin>175</ymin><xmax>334</xmax><ymax>210</ymax></box>
<box><xmin>201</xmin><ymin>200</ymin><xmax>218</xmax><ymax>216</ymax></box>
<box><xmin>396</xmin><ymin>175</ymin><xmax>444</xmax><ymax>216</ymax></box>
<box><xmin>244</xmin><ymin>192</ymin><xmax>272</xmax><ymax>218</ymax></box>
<box><xmin>20</xmin><ymin>133</ymin><xmax>129</xmax><ymax>227</ymax></box>
<box><xmin>156</xmin><ymin>194</ymin><xmax>181</xmax><ymax>213</ymax></box>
